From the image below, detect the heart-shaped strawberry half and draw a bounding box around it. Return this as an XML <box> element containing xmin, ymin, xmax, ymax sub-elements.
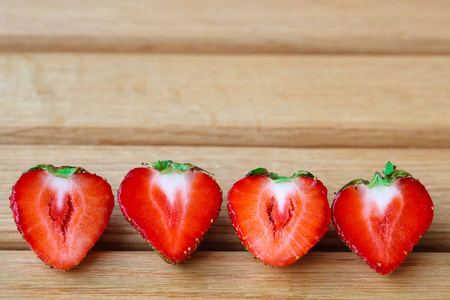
<box><xmin>10</xmin><ymin>165</ymin><xmax>115</xmax><ymax>270</ymax></box>
<box><xmin>227</xmin><ymin>168</ymin><xmax>330</xmax><ymax>267</ymax></box>
<box><xmin>118</xmin><ymin>160</ymin><xmax>223</xmax><ymax>264</ymax></box>
<box><xmin>332</xmin><ymin>162</ymin><xmax>434</xmax><ymax>274</ymax></box>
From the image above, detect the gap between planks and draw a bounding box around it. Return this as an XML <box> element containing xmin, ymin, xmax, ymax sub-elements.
<box><xmin>0</xmin><ymin>145</ymin><xmax>448</xmax><ymax>252</ymax></box>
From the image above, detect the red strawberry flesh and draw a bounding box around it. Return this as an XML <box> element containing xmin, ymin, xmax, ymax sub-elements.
<box><xmin>227</xmin><ymin>169</ymin><xmax>330</xmax><ymax>267</ymax></box>
<box><xmin>332</xmin><ymin>162</ymin><xmax>434</xmax><ymax>274</ymax></box>
<box><xmin>118</xmin><ymin>160</ymin><xmax>223</xmax><ymax>264</ymax></box>
<box><xmin>10</xmin><ymin>165</ymin><xmax>114</xmax><ymax>270</ymax></box>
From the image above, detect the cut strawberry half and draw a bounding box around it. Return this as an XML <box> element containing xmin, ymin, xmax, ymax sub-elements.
<box><xmin>10</xmin><ymin>165</ymin><xmax>114</xmax><ymax>270</ymax></box>
<box><xmin>118</xmin><ymin>160</ymin><xmax>223</xmax><ymax>264</ymax></box>
<box><xmin>227</xmin><ymin>168</ymin><xmax>330</xmax><ymax>267</ymax></box>
<box><xmin>332</xmin><ymin>162</ymin><xmax>434</xmax><ymax>274</ymax></box>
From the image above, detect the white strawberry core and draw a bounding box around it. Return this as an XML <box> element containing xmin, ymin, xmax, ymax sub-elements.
<box><xmin>50</xmin><ymin>176</ymin><xmax>71</xmax><ymax>210</ymax></box>
<box><xmin>361</xmin><ymin>183</ymin><xmax>400</xmax><ymax>215</ymax></box>
<box><xmin>271</xmin><ymin>181</ymin><xmax>295</xmax><ymax>212</ymax></box>
<box><xmin>154</xmin><ymin>171</ymin><xmax>187</xmax><ymax>206</ymax></box>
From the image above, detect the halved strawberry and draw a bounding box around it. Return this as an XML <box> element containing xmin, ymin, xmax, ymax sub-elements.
<box><xmin>227</xmin><ymin>168</ymin><xmax>330</xmax><ymax>267</ymax></box>
<box><xmin>117</xmin><ymin>160</ymin><xmax>223</xmax><ymax>264</ymax></box>
<box><xmin>332</xmin><ymin>162</ymin><xmax>434</xmax><ymax>274</ymax></box>
<box><xmin>10</xmin><ymin>165</ymin><xmax>114</xmax><ymax>270</ymax></box>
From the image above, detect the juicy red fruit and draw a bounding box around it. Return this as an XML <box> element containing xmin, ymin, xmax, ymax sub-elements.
<box><xmin>10</xmin><ymin>165</ymin><xmax>114</xmax><ymax>270</ymax></box>
<box><xmin>227</xmin><ymin>168</ymin><xmax>330</xmax><ymax>267</ymax></box>
<box><xmin>332</xmin><ymin>162</ymin><xmax>434</xmax><ymax>274</ymax></box>
<box><xmin>118</xmin><ymin>160</ymin><xmax>223</xmax><ymax>264</ymax></box>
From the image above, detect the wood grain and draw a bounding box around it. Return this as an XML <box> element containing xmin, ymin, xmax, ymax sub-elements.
<box><xmin>1</xmin><ymin>145</ymin><xmax>448</xmax><ymax>252</ymax></box>
<box><xmin>0</xmin><ymin>251</ymin><xmax>448</xmax><ymax>299</ymax></box>
<box><xmin>1</xmin><ymin>0</ymin><xmax>450</xmax><ymax>54</ymax></box>
<box><xmin>2</xmin><ymin>1</ymin><xmax>449</xmax><ymax>298</ymax></box>
<box><xmin>1</xmin><ymin>54</ymin><xmax>450</xmax><ymax>148</ymax></box>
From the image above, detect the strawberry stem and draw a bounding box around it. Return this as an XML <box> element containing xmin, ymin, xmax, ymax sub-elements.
<box><xmin>149</xmin><ymin>160</ymin><xmax>189</xmax><ymax>173</ymax></box>
<box><xmin>246</xmin><ymin>168</ymin><xmax>316</xmax><ymax>182</ymax></box>
<box><xmin>383</xmin><ymin>161</ymin><xmax>395</xmax><ymax>178</ymax></box>
<box><xmin>145</xmin><ymin>160</ymin><xmax>213</xmax><ymax>176</ymax></box>
<box><xmin>26</xmin><ymin>164</ymin><xmax>86</xmax><ymax>178</ymax></box>
<box><xmin>337</xmin><ymin>162</ymin><xmax>414</xmax><ymax>193</ymax></box>
<box><xmin>368</xmin><ymin>162</ymin><xmax>412</xmax><ymax>188</ymax></box>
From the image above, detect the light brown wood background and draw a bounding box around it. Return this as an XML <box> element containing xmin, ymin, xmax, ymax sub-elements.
<box><xmin>1</xmin><ymin>1</ymin><xmax>449</xmax><ymax>298</ymax></box>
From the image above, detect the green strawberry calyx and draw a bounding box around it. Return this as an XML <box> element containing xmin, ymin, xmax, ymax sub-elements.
<box><xmin>246</xmin><ymin>167</ymin><xmax>317</xmax><ymax>183</ymax></box>
<box><xmin>338</xmin><ymin>161</ymin><xmax>412</xmax><ymax>193</ymax></box>
<box><xmin>368</xmin><ymin>161</ymin><xmax>412</xmax><ymax>188</ymax></box>
<box><xmin>144</xmin><ymin>160</ymin><xmax>214</xmax><ymax>176</ymax></box>
<box><xmin>26</xmin><ymin>164</ymin><xmax>87</xmax><ymax>178</ymax></box>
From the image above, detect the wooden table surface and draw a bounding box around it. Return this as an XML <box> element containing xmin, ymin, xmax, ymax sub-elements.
<box><xmin>1</xmin><ymin>1</ymin><xmax>449</xmax><ymax>299</ymax></box>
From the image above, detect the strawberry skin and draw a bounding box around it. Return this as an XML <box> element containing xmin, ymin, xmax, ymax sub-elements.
<box><xmin>227</xmin><ymin>168</ymin><xmax>330</xmax><ymax>267</ymax></box>
<box><xmin>10</xmin><ymin>165</ymin><xmax>114</xmax><ymax>270</ymax></box>
<box><xmin>332</xmin><ymin>162</ymin><xmax>434</xmax><ymax>274</ymax></box>
<box><xmin>118</xmin><ymin>160</ymin><xmax>223</xmax><ymax>264</ymax></box>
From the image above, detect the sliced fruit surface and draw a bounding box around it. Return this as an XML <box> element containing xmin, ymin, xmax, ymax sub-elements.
<box><xmin>332</xmin><ymin>162</ymin><xmax>434</xmax><ymax>274</ymax></box>
<box><xmin>10</xmin><ymin>165</ymin><xmax>114</xmax><ymax>270</ymax></box>
<box><xmin>227</xmin><ymin>168</ymin><xmax>330</xmax><ymax>267</ymax></box>
<box><xmin>118</xmin><ymin>160</ymin><xmax>223</xmax><ymax>264</ymax></box>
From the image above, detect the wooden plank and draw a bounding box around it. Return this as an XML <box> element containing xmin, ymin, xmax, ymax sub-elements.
<box><xmin>1</xmin><ymin>0</ymin><xmax>450</xmax><ymax>54</ymax></box>
<box><xmin>1</xmin><ymin>145</ymin><xmax>448</xmax><ymax>252</ymax></box>
<box><xmin>0</xmin><ymin>251</ymin><xmax>448</xmax><ymax>299</ymax></box>
<box><xmin>1</xmin><ymin>54</ymin><xmax>450</xmax><ymax>148</ymax></box>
